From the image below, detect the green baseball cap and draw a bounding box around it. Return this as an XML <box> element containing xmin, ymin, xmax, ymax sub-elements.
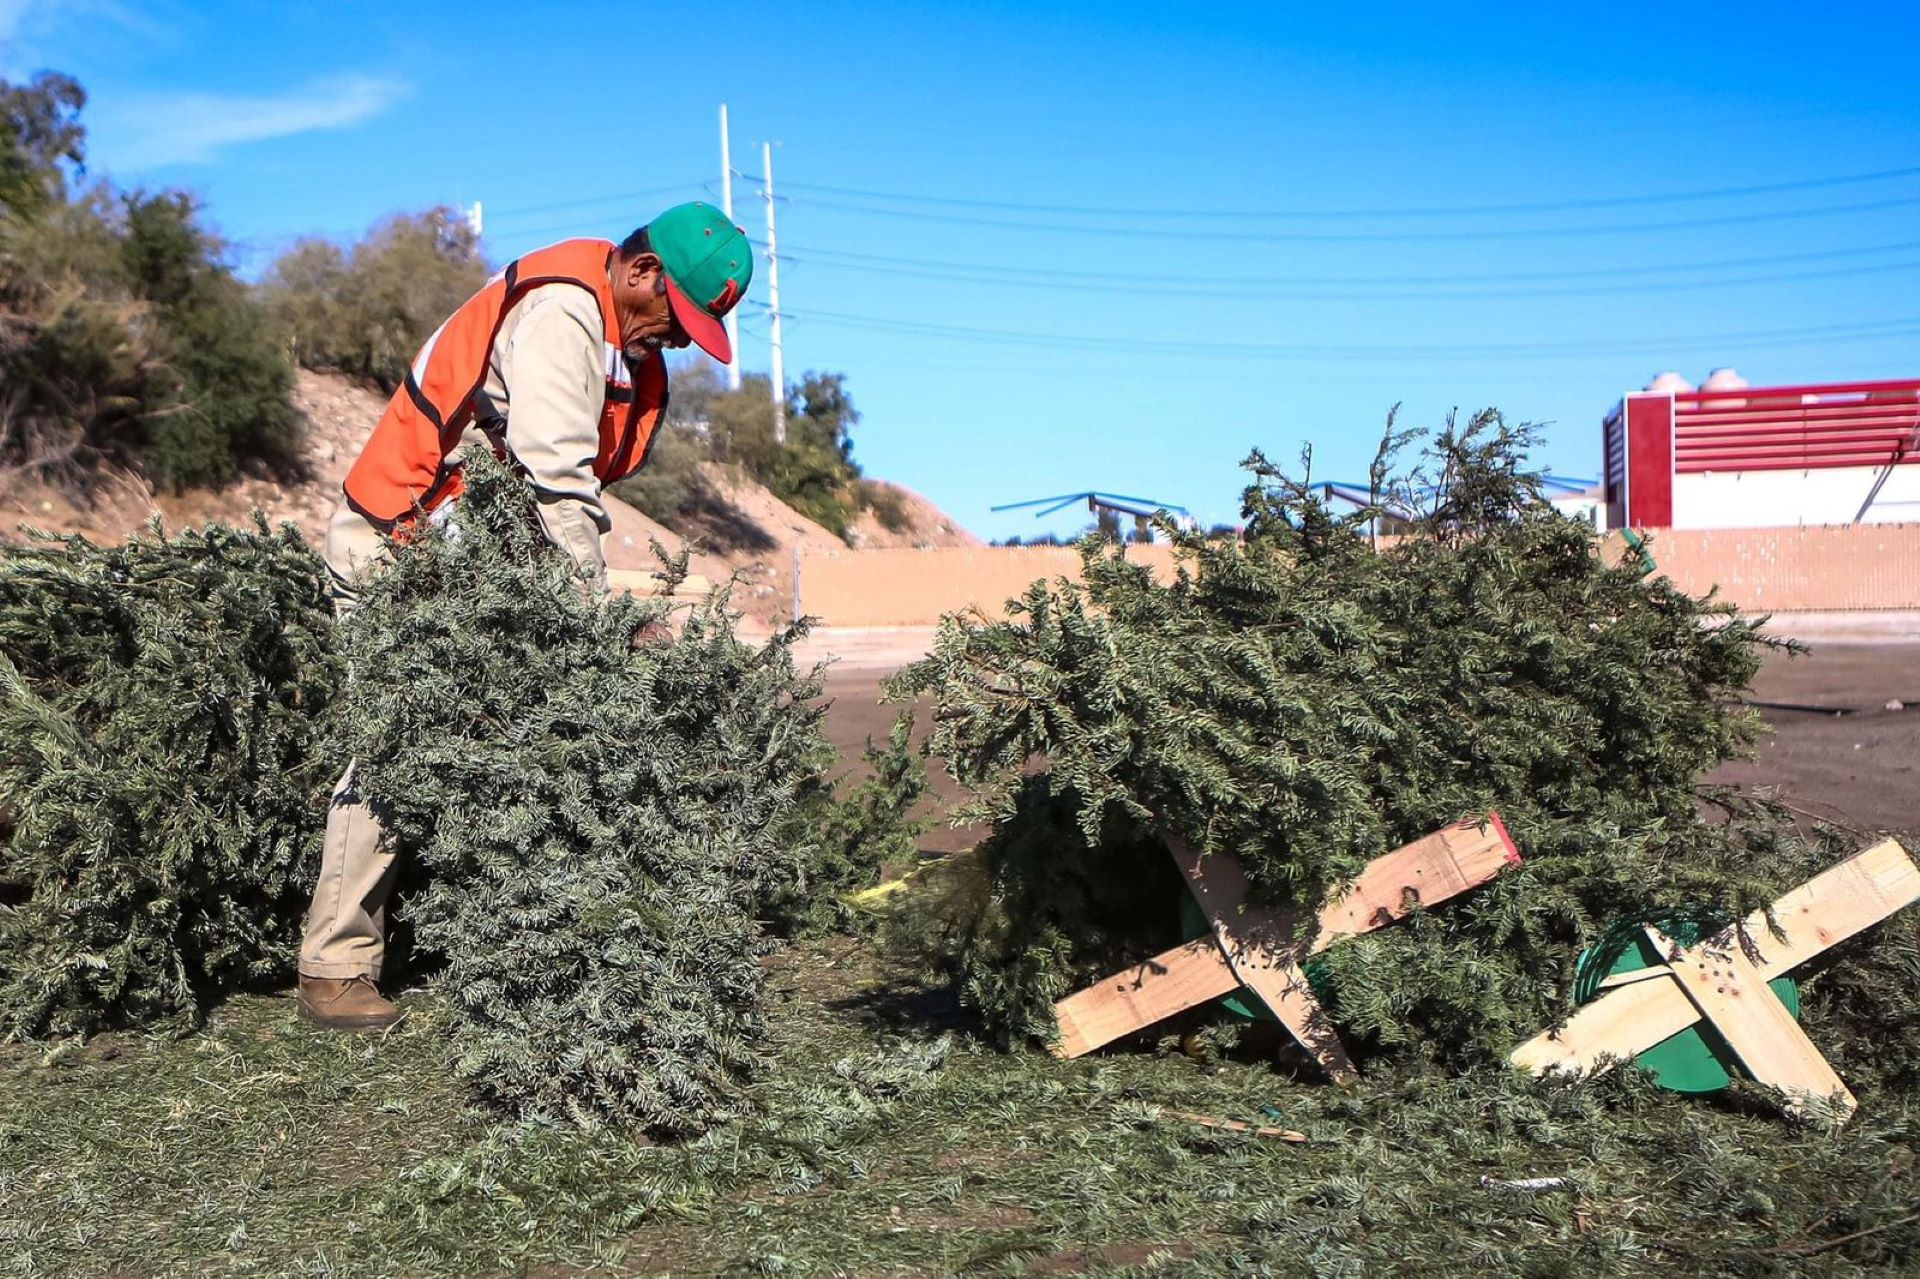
<box><xmin>648</xmin><ymin>201</ymin><xmax>752</xmax><ymax>362</ymax></box>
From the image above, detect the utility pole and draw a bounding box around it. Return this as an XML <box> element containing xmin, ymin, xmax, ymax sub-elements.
<box><xmin>718</xmin><ymin>104</ymin><xmax>740</xmax><ymax>390</ymax></box>
<box><xmin>762</xmin><ymin>140</ymin><xmax>786</xmax><ymax>446</ymax></box>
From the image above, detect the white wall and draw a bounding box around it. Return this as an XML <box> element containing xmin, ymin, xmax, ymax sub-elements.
<box><xmin>1673</xmin><ymin>465</ymin><xmax>1920</xmax><ymax>528</ymax></box>
<box><xmin>1549</xmin><ymin>493</ymin><xmax>1605</xmax><ymax>529</ymax></box>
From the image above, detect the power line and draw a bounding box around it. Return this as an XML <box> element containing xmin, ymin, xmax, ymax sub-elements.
<box><xmin>227</xmin><ymin>158</ymin><xmax>1920</xmax><ymax>260</ymax></box>
<box><xmin>755</xmin><ymin>303</ymin><xmax>1920</xmax><ymax>361</ymax></box>
<box><xmin>772</xmin><ymin>248</ymin><xmax>1920</xmax><ymax>302</ymax></box>
<box><xmin>479</xmin><ymin>180</ymin><xmax>708</xmax><ymax>224</ymax></box>
<box><xmin>764</xmin><ymin>237</ymin><xmax>1920</xmax><ymax>289</ymax></box>
<box><xmin>474</xmin><ymin>185</ymin><xmax>1920</xmax><ymax>249</ymax></box>
<box><xmin>255</xmin><ymin>184</ymin><xmax>715</xmax><ymax>249</ymax></box>
<box><xmin>751</xmin><ymin>163</ymin><xmax>1920</xmax><ymax>220</ymax></box>
<box><xmin>763</xmin><ymin>192</ymin><xmax>1917</xmax><ymax>243</ymax></box>
<box><xmin>240</xmin><ymin>187</ymin><xmax>710</xmax><ymax>253</ymax></box>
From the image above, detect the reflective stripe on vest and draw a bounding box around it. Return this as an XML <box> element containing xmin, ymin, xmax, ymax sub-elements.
<box><xmin>342</xmin><ymin>238</ymin><xmax>669</xmax><ymax>526</ymax></box>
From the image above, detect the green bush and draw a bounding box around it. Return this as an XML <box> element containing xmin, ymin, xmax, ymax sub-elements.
<box><xmin>122</xmin><ymin>192</ymin><xmax>303</xmax><ymax>489</ymax></box>
<box><xmin>0</xmin><ymin>71</ymin><xmax>84</xmax><ymax>220</ymax></box>
<box><xmin>261</xmin><ymin>208</ymin><xmax>488</xmax><ymax>391</ymax></box>
<box><xmin>0</xmin><ymin>272</ymin><xmax>163</xmax><ymax>487</ymax></box>
<box><xmin>862</xmin><ymin>480</ymin><xmax>912</xmax><ymax>534</ymax></box>
<box><xmin>0</xmin><ymin>518</ymin><xmax>343</xmax><ymax>1038</ymax></box>
<box><xmin>675</xmin><ymin>363</ymin><xmax>882</xmax><ymax>543</ymax></box>
<box><xmin>0</xmin><ymin>76</ymin><xmax>303</xmax><ymax>492</ymax></box>
<box><xmin>763</xmin><ymin>372</ymin><xmax>868</xmax><ymax>538</ymax></box>
<box><xmin>612</xmin><ymin>360</ymin><xmax>909</xmax><ymax>546</ymax></box>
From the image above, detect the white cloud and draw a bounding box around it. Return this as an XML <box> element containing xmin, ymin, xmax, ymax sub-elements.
<box><xmin>95</xmin><ymin>72</ymin><xmax>408</xmax><ymax>171</ymax></box>
<box><xmin>0</xmin><ymin>0</ymin><xmax>163</xmax><ymax>76</ymax></box>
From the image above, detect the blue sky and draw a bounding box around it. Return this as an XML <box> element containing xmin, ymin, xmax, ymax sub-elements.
<box><xmin>5</xmin><ymin>0</ymin><xmax>1918</xmax><ymax>538</ymax></box>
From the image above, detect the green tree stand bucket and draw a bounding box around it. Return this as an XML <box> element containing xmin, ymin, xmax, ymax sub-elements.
<box><xmin>1572</xmin><ymin>921</ymin><xmax>1799</xmax><ymax>1094</ymax></box>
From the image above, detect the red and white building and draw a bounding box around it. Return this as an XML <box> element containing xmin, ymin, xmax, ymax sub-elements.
<box><xmin>1604</xmin><ymin>370</ymin><xmax>1920</xmax><ymax>530</ymax></box>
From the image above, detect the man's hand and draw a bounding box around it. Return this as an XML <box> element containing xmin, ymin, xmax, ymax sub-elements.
<box><xmin>630</xmin><ymin>618</ymin><xmax>673</xmax><ymax>649</ymax></box>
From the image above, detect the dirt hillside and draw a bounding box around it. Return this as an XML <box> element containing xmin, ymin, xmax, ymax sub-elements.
<box><xmin>0</xmin><ymin>370</ymin><xmax>976</xmax><ymax>626</ymax></box>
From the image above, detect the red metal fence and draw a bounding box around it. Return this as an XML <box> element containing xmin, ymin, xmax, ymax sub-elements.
<box><xmin>1671</xmin><ymin>378</ymin><xmax>1920</xmax><ymax>475</ymax></box>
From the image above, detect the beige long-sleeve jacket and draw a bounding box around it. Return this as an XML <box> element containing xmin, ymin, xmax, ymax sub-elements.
<box><xmin>472</xmin><ymin>280</ymin><xmax>620</xmax><ymax>589</ymax></box>
<box><xmin>323</xmin><ymin>280</ymin><xmax>630</xmax><ymax>609</ymax></box>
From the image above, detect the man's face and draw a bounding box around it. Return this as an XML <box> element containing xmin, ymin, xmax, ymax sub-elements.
<box><xmin>611</xmin><ymin>251</ymin><xmax>691</xmax><ymax>364</ymax></box>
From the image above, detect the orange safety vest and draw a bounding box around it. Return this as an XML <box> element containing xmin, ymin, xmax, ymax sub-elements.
<box><xmin>342</xmin><ymin>238</ymin><xmax>668</xmax><ymax>526</ymax></box>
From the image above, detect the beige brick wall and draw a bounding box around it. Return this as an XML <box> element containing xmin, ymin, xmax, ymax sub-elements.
<box><xmin>794</xmin><ymin>525</ymin><xmax>1920</xmax><ymax>627</ymax></box>
<box><xmin>795</xmin><ymin>545</ymin><xmax>1181</xmax><ymax>627</ymax></box>
<box><xmin>1637</xmin><ymin>524</ymin><xmax>1920</xmax><ymax>612</ymax></box>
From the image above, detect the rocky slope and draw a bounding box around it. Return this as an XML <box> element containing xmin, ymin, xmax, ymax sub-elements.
<box><xmin>0</xmin><ymin>370</ymin><xmax>977</xmax><ymax>626</ymax></box>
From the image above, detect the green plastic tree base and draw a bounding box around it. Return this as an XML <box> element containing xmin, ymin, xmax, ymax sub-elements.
<box><xmin>1573</xmin><ymin>923</ymin><xmax>1799</xmax><ymax>1094</ymax></box>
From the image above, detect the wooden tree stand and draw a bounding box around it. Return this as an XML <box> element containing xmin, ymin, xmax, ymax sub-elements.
<box><xmin>1051</xmin><ymin>814</ymin><xmax>1525</xmax><ymax>1081</ymax></box>
<box><xmin>1512</xmin><ymin>838</ymin><xmax>1920</xmax><ymax>1123</ymax></box>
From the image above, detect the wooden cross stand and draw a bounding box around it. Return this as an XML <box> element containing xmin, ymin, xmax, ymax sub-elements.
<box><xmin>1051</xmin><ymin>814</ymin><xmax>1526</xmax><ymax>1081</ymax></box>
<box><xmin>1512</xmin><ymin>838</ymin><xmax>1920</xmax><ymax>1122</ymax></box>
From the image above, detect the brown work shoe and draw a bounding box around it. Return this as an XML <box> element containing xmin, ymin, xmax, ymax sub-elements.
<box><xmin>297</xmin><ymin>974</ymin><xmax>401</xmax><ymax>1031</ymax></box>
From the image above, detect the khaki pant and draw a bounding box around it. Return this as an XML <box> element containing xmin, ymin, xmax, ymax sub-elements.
<box><xmin>300</xmin><ymin>503</ymin><xmax>398</xmax><ymax>979</ymax></box>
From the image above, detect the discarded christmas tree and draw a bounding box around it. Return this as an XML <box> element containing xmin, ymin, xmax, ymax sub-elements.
<box><xmin>338</xmin><ymin>453</ymin><xmax>828</xmax><ymax>1132</ymax></box>
<box><xmin>0</xmin><ymin>518</ymin><xmax>342</xmax><ymax>1038</ymax></box>
<box><xmin>892</xmin><ymin>412</ymin><xmax>1912</xmax><ymax>1070</ymax></box>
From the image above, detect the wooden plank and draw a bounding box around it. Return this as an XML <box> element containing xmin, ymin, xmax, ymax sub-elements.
<box><xmin>1513</xmin><ymin>839</ymin><xmax>1920</xmax><ymax>1077</ymax></box>
<box><xmin>1169</xmin><ymin>838</ymin><xmax>1359</xmax><ymax>1082</ymax></box>
<box><xmin>1164</xmin><ymin>1110</ymin><xmax>1311</xmax><ymax>1144</ymax></box>
<box><xmin>1051</xmin><ymin>940</ymin><xmax>1240</xmax><ymax>1059</ymax></box>
<box><xmin>1509</xmin><ymin>972</ymin><xmax>1702</xmax><ymax>1077</ymax></box>
<box><xmin>1052</xmin><ymin>815</ymin><xmax>1520</xmax><ymax>1062</ymax></box>
<box><xmin>1595</xmin><ymin>965</ymin><xmax>1675</xmax><ymax>990</ymax></box>
<box><xmin>1720</xmin><ymin>838</ymin><xmax>1920</xmax><ymax>975</ymax></box>
<box><xmin>1645</xmin><ymin>926</ymin><xmax>1857</xmax><ymax>1121</ymax></box>
<box><xmin>1308</xmin><ymin>815</ymin><xmax>1522</xmax><ymax>952</ymax></box>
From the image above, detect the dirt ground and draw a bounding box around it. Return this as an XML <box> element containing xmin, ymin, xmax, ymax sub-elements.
<box><xmin>1709</xmin><ymin>641</ymin><xmax>1920</xmax><ymax>835</ymax></box>
<box><xmin>814</xmin><ymin>635</ymin><xmax>1920</xmax><ymax>850</ymax></box>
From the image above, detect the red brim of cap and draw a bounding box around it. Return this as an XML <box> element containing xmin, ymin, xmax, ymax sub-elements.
<box><xmin>663</xmin><ymin>274</ymin><xmax>732</xmax><ymax>363</ymax></box>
